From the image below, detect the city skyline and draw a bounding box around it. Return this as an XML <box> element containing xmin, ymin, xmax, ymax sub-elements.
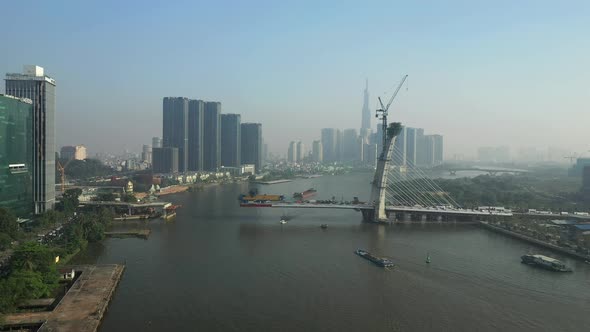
<box><xmin>1</xmin><ymin>1</ymin><xmax>589</xmax><ymax>159</ymax></box>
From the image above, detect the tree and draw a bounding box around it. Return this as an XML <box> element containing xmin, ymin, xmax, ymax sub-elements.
<box><xmin>0</xmin><ymin>233</ymin><xmax>12</xmax><ymax>251</ymax></box>
<box><xmin>12</xmin><ymin>242</ymin><xmax>57</xmax><ymax>274</ymax></box>
<box><xmin>94</xmin><ymin>192</ymin><xmax>116</xmax><ymax>202</ymax></box>
<box><xmin>122</xmin><ymin>193</ymin><xmax>137</xmax><ymax>203</ymax></box>
<box><xmin>36</xmin><ymin>210</ymin><xmax>63</xmax><ymax>228</ymax></box>
<box><xmin>0</xmin><ymin>208</ymin><xmax>19</xmax><ymax>240</ymax></box>
<box><xmin>61</xmin><ymin>188</ymin><xmax>82</xmax><ymax>215</ymax></box>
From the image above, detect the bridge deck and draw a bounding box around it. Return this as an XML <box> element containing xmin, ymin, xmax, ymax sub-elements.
<box><xmin>269</xmin><ymin>203</ymin><xmax>512</xmax><ymax>216</ymax></box>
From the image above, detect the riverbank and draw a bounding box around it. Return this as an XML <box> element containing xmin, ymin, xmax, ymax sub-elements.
<box><xmin>105</xmin><ymin>229</ymin><xmax>150</xmax><ymax>239</ymax></box>
<box><xmin>2</xmin><ymin>264</ymin><xmax>125</xmax><ymax>331</ymax></box>
<box><xmin>478</xmin><ymin>221</ymin><xmax>590</xmax><ymax>261</ymax></box>
<box><xmin>252</xmin><ymin>179</ymin><xmax>293</xmax><ymax>184</ymax></box>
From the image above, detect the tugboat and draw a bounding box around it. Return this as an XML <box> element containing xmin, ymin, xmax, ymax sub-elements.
<box><xmin>320</xmin><ymin>224</ymin><xmax>328</xmax><ymax>229</ymax></box>
<box><xmin>521</xmin><ymin>254</ymin><xmax>572</xmax><ymax>272</ymax></box>
<box><xmin>425</xmin><ymin>253</ymin><xmax>431</xmax><ymax>264</ymax></box>
<box><xmin>355</xmin><ymin>249</ymin><xmax>395</xmax><ymax>268</ymax></box>
<box><xmin>279</xmin><ymin>219</ymin><xmax>287</xmax><ymax>225</ymax></box>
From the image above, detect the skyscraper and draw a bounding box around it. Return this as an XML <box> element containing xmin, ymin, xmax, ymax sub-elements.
<box><xmin>336</xmin><ymin>129</ymin><xmax>343</xmax><ymax>162</ymax></box>
<box><xmin>405</xmin><ymin>127</ymin><xmax>418</xmax><ymax>165</ymax></box>
<box><xmin>241</xmin><ymin>123</ymin><xmax>262</xmax><ymax>173</ymax></box>
<box><xmin>296</xmin><ymin>141</ymin><xmax>305</xmax><ymax>162</ymax></box>
<box><xmin>0</xmin><ymin>95</ymin><xmax>33</xmax><ymax>217</ymax></box>
<box><xmin>393</xmin><ymin>126</ymin><xmax>407</xmax><ymax>166</ymax></box>
<box><xmin>221</xmin><ymin>113</ymin><xmax>241</xmax><ymax>167</ymax></box>
<box><xmin>5</xmin><ymin>65</ymin><xmax>56</xmax><ymax>213</ymax></box>
<box><xmin>203</xmin><ymin>102</ymin><xmax>221</xmax><ymax>171</ymax></box>
<box><xmin>416</xmin><ymin>128</ymin><xmax>426</xmax><ymax>166</ymax></box>
<box><xmin>188</xmin><ymin>99</ymin><xmax>204</xmax><ymax>171</ymax></box>
<box><xmin>342</xmin><ymin>129</ymin><xmax>360</xmax><ymax>162</ymax></box>
<box><xmin>432</xmin><ymin>134</ymin><xmax>443</xmax><ymax>165</ymax></box>
<box><xmin>360</xmin><ymin>79</ymin><xmax>371</xmax><ymax>141</ymax></box>
<box><xmin>312</xmin><ymin>140</ymin><xmax>323</xmax><ymax>163</ymax></box>
<box><xmin>152</xmin><ymin>137</ymin><xmax>162</xmax><ymax>148</ymax></box>
<box><xmin>142</xmin><ymin>145</ymin><xmax>152</xmax><ymax>163</ymax></box>
<box><xmin>163</xmin><ymin>97</ymin><xmax>188</xmax><ymax>172</ymax></box>
<box><xmin>321</xmin><ymin>128</ymin><xmax>337</xmax><ymax>162</ymax></box>
<box><xmin>287</xmin><ymin>141</ymin><xmax>296</xmax><ymax>162</ymax></box>
<box><xmin>60</xmin><ymin>145</ymin><xmax>87</xmax><ymax>161</ymax></box>
<box><xmin>424</xmin><ymin>135</ymin><xmax>435</xmax><ymax>166</ymax></box>
<box><xmin>152</xmin><ymin>147</ymin><xmax>179</xmax><ymax>173</ymax></box>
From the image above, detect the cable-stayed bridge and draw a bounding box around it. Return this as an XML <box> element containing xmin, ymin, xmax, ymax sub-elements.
<box><xmin>243</xmin><ymin>76</ymin><xmax>515</xmax><ymax>222</ymax></box>
<box><xmin>253</xmin><ymin>122</ymin><xmax>512</xmax><ymax>223</ymax></box>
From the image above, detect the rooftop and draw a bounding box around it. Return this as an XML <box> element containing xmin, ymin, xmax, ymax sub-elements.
<box><xmin>0</xmin><ymin>94</ymin><xmax>32</xmax><ymax>104</ymax></box>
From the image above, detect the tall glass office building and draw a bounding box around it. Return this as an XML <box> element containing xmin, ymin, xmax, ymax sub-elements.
<box><xmin>5</xmin><ymin>65</ymin><xmax>56</xmax><ymax>214</ymax></box>
<box><xmin>0</xmin><ymin>95</ymin><xmax>33</xmax><ymax>217</ymax></box>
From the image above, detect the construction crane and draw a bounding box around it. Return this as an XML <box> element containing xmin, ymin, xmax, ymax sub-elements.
<box><xmin>376</xmin><ymin>74</ymin><xmax>408</xmax><ymax>156</ymax></box>
<box><xmin>564</xmin><ymin>153</ymin><xmax>578</xmax><ymax>164</ymax></box>
<box><xmin>56</xmin><ymin>159</ymin><xmax>73</xmax><ymax>192</ymax></box>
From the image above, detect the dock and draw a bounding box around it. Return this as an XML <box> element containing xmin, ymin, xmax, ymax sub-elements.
<box><xmin>1</xmin><ymin>264</ymin><xmax>125</xmax><ymax>332</ymax></box>
<box><xmin>104</xmin><ymin>229</ymin><xmax>151</xmax><ymax>239</ymax></box>
<box><xmin>479</xmin><ymin>221</ymin><xmax>590</xmax><ymax>261</ymax></box>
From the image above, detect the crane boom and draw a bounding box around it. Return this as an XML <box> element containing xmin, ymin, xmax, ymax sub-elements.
<box><xmin>375</xmin><ymin>74</ymin><xmax>409</xmax><ymax>159</ymax></box>
<box><xmin>384</xmin><ymin>74</ymin><xmax>408</xmax><ymax>112</ymax></box>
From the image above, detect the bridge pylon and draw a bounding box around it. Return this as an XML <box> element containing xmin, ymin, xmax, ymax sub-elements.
<box><xmin>367</xmin><ymin>122</ymin><xmax>402</xmax><ymax>223</ymax></box>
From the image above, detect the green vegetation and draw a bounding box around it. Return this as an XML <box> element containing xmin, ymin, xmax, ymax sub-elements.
<box><xmin>57</xmin><ymin>158</ymin><xmax>113</xmax><ymax>180</ymax></box>
<box><xmin>432</xmin><ymin>174</ymin><xmax>586</xmax><ymax>211</ymax></box>
<box><xmin>122</xmin><ymin>193</ymin><xmax>137</xmax><ymax>203</ymax></box>
<box><xmin>94</xmin><ymin>192</ymin><xmax>116</xmax><ymax>202</ymax></box>
<box><xmin>0</xmin><ymin>209</ymin><xmax>19</xmax><ymax>241</ymax></box>
<box><xmin>0</xmin><ymin>242</ymin><xmax>59</xmax><ymax>313</ymax></box>
<box><xmin>0</xmin><ymin>190</ymin><xmax>114</xmax><ymax>317</ymax></box>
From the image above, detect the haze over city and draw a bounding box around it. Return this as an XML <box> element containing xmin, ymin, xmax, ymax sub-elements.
<box><xmin>2</xmin><ymin>0</ymin><xmax>589</xmax><ymax>158</ymax></box>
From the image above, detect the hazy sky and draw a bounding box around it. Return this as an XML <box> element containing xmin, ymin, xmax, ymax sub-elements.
<box><xmin>1</xmin><ymin>0</ymin><xmax>589</xmax><ymax>158</ymax></box>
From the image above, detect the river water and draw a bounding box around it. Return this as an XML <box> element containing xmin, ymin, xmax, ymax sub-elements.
<box><xmin>72</xmin><ymin>172</ymin><xmax>590</xmax><ymax>331</ymax></box>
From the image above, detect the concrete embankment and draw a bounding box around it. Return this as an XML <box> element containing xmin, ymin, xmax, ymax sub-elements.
<box><xmin>2</xmin><ymin>264</ymin><xmax>125</xmax><ymax>332</ymax></box>
<box><xmin>478</xmin><ymin>221</ymin><xmax>590</xmax><ymax>261</ymax></box>
<box><xmin>105</xmin><ymin>229</ymin><xmax>151</xmax><ymax>239</ymax></box>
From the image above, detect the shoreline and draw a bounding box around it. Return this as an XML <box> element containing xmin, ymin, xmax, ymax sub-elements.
<box><xmin>478</xmin><ymin>221</ymin><xmax>590</xmax><ymax>261</ymax></box>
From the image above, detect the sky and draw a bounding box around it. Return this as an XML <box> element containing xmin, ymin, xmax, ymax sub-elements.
<box><xmin>1</xmin><ymin>0</ymin><xmax>589</xmax><ymax>159</ymax></box>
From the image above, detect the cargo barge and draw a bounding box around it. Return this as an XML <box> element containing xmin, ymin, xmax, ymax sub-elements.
<box><xmin>355</xmin><ymin>249</ymin><xmax>395</xmax><ymax>267</ymax></box>
<box><xmin>240</xmin><ymin>202</ymin><xmax>273</xmax><ymax>207</ymax></box>
<box><xmin>521</xmin><ymin>254</ymin><xmax>572</xmax><ymax>272</ymax></box>
<box><xmin>293</xmin><ymin>188</ymin><xmax>317</xmax><ymax>200</ymax></box>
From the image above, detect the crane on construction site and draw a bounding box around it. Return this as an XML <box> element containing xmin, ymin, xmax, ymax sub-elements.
<box><xmin>564</xmin><ymin>153</ymin><xmax>578</xmax><ymax>164</ymax></box>
<box><xmin>57</xmin><ymin>159</ymin><xmax>73</xmax><ymax>192</ymax></box>
<box><xmin>376</xmin><ymin>74</ymin><xmax>408</xmax><ymax>155</ymax></box>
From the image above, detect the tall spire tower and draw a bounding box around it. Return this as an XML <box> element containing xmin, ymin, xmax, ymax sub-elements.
<box><xmin>360</xmin><ymin>79</ymin><xmax>371</xmax><ymax>141</ymax></box>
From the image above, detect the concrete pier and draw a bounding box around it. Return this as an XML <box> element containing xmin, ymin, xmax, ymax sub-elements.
<box><xmin>2</xmin><ymin>264</ymin><xmax>125</xmax><ymax>332</ymax></box>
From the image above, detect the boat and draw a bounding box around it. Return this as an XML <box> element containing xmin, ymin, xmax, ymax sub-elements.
<box><xmin>320</xmin><ymin>224</ymin><xmax>328</xmax><ymax>229</ymax></box>
<box><xmin>239</xmin><ymin>193</ymin><xmax>284</xmax><ymax>202</ymax></box>
<box><xmin>355</xmin><ymin>249</ymin><xmax>395</xmax><ymax>268</ymax></box>
<box><xmin>293</xmin><ymin>188</ymin><xmax>317</xmax><ymax>200</ymax></box>
<box><xmin>521</xmin><ymin>254</ymin><xmax>572</xmax><ymax>272</ymax></box>
<box><xmin>279</xmin><ymin>219</ymin><xmax>287</xmax><ymax>224</ymax></box>
<box><xmin>425</xmin><ymin>253</ymin><xmax>431</xmax><ymax>264</ymax></box>
<box><xmin>240</xmin><ymin>201</ymin><xmax>272</xmax><ymax>207</ymax></box>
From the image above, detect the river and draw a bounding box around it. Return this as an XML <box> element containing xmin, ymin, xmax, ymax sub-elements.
<box><xmin>72</xmin><ymin>172</ymin><xmax>590</xmax><ymax>331</ymax></box>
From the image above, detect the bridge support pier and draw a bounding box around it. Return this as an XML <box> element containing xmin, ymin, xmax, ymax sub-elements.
<box><xmin>361</xmin><ymin>209</ymin><xmax>375</xmax><ymax>223</ymax></box>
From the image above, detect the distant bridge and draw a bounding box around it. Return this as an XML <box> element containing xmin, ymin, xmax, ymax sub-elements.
<box><xmin>444</xmin><ymin>167</ymin><xmax>529</xmax><ymax>176</ymax></box>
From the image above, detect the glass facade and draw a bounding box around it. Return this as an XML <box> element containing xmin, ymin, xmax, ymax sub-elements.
<box><xmin>0</xmin><ymin>95</ymin><xmax>33</xmax><ymax>217</ymax></box>
<box><xmin>5</xmin><ymin>71</ymin><xmax>56</xmax><ymax>214</ymax></box>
